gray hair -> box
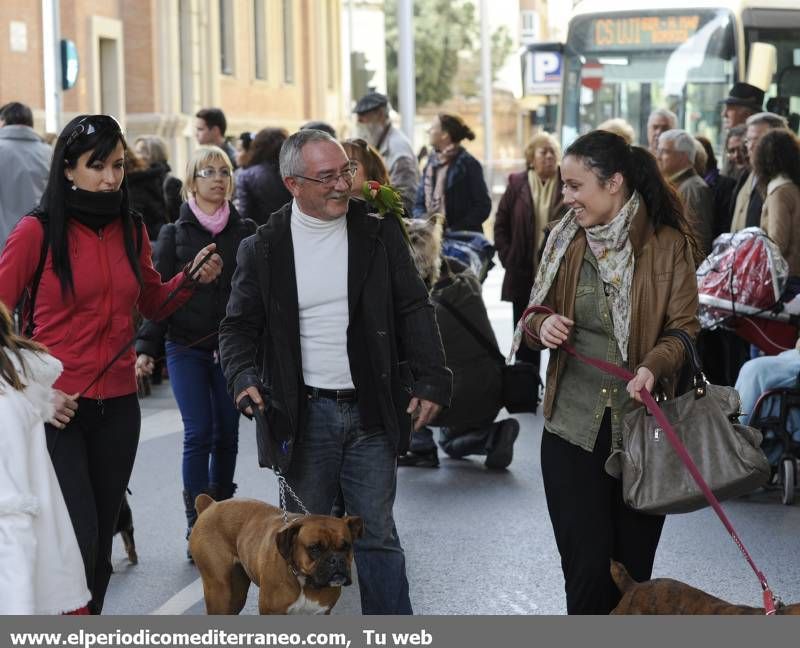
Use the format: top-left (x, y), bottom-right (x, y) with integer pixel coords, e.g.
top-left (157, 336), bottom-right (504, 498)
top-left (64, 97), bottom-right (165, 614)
top-left (726, 124), bottom-right (747, 142)
top-left (279, 128), bottom-right (340, 179)
top-left (659, 129), bottom-right (697, 162)
top-left (647, 108), bottom-right (678, 128)
top-left (745, 111), bottom-right (788, 130)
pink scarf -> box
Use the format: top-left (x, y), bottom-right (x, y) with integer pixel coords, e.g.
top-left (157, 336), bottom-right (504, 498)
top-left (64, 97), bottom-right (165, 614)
top-left (188, 197), bottom-right (230, 236)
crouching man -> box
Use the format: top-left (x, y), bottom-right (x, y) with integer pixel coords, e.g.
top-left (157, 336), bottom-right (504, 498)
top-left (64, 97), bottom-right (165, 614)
top-left (218, 129), bottom-right (451, 614)
top-left (399, 214), bottom-right (519, 469)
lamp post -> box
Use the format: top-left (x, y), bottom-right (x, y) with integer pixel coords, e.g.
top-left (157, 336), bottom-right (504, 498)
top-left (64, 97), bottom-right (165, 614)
top-left (396, 0), bottom-right (416, 142)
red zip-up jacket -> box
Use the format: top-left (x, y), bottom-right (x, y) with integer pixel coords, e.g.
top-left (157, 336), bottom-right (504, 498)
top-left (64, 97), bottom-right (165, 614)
top-left (0, 215), bottom-right (194, 399)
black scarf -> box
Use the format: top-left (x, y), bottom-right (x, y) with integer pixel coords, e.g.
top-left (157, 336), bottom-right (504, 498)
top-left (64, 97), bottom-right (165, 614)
top-left (66, 187), bottom-right (123, 231)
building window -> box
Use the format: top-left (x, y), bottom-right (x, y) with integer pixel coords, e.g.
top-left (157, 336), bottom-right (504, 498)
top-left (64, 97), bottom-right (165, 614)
top-left (219, 0), bottom-right (234, 75)
top-left (282, 0), bottom-right (294, 83)
top-left (520, 10), bottom-right (540, 45)
top-left (253, 0), bottom-right (266, 79)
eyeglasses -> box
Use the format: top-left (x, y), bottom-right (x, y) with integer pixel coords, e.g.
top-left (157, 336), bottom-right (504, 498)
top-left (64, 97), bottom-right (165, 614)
top-left (195, 167), bottom-right (232, 179)
top-left (294, 163), bottom-right (357, 187)
top-left (64, 115), bottom-right (122, 149)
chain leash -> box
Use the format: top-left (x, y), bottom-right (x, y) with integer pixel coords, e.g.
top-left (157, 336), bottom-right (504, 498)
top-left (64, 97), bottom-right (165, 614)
top-left (275, 470), bottom-right (310, 524)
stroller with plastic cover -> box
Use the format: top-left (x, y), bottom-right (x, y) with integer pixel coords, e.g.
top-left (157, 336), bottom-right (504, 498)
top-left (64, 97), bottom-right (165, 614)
top-left (698, 227), bottom-right (800, 503)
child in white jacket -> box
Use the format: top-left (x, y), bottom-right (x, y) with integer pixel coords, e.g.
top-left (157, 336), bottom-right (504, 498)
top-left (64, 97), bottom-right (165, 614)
top-left (0, 302), bottom-right (90, 614)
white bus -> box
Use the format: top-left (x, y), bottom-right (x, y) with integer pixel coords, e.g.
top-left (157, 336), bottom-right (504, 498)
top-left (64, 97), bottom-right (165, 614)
top-left (553, 0), bottom-right (800, 147)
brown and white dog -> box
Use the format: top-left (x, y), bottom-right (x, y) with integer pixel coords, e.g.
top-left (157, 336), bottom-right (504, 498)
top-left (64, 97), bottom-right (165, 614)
top-left (610, 561), bottom-right (800, 615)
top-left (189, 495), bottom-right (363, 615)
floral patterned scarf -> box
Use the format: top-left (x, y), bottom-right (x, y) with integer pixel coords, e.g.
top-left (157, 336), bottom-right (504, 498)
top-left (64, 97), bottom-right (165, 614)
top-left (510, 191), bottom-right (640, 362)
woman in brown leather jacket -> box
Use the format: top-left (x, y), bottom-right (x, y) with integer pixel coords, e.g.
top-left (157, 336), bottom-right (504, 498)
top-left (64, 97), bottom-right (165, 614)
top-left (515, 130), bottom-right (700, 614)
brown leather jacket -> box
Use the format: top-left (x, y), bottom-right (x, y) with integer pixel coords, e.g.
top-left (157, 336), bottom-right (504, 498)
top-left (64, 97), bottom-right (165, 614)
top-left (524, 201), bottom-right (700, 419)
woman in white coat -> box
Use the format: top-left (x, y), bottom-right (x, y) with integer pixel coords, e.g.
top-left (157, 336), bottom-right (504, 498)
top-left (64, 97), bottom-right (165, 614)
top-left (0, 301), bottom-right (90, 614)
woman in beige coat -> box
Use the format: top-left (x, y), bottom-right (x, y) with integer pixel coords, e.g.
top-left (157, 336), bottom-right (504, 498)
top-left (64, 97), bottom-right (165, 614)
top-left (755, 129), bottom-right (800, 276)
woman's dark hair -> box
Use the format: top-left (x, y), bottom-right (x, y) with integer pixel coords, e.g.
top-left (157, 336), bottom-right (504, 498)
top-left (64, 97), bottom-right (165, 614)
top-left (754, 129), bottom-right (800, 189)
top-left (0, 300), bottom-right (46, 392)
top-left (438, 113), bottom-right (475, 144)
top-left (564, 130), bottom-right (700, 261)
top-left (695, 135), bottom-right (717, 172)
top-left (341, 138), bottom-right (390, 185)
top-left (244, 128), bottom-right (289, 168)
top-left (36, 114), bottom-right (141, 296)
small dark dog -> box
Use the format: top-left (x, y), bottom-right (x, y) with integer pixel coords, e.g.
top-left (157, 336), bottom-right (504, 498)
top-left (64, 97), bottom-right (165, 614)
top-left (115, 491), bottom-right (138, 565)
top-left (610, 560), bottom-right (800, 614)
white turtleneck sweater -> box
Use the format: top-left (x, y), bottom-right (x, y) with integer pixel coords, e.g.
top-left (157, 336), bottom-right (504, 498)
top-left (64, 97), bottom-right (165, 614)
top-left (290, 200), bottom-right (354, 389)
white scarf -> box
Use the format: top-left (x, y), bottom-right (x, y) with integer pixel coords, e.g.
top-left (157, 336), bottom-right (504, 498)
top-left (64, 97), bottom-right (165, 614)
top-left (510, 191), bottom-right (640, 362)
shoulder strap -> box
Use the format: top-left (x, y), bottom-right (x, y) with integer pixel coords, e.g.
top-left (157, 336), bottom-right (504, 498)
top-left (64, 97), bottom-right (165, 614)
top-left (434, 295), bottom-right (504, 365)
top-left (25, 219), bottom-right (49, 337)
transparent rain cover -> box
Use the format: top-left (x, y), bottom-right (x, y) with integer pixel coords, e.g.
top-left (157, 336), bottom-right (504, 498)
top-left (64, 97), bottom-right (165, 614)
top-left (697, 227), bottom-right (789, 329)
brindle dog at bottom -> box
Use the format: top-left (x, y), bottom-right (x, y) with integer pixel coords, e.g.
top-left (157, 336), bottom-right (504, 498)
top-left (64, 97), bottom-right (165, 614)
top-left (610, 560), bottom-right (800, 614)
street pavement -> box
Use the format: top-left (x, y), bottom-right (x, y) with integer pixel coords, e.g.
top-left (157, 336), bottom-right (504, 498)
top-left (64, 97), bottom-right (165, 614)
top-left (103, 264), bottom-right (800, 615)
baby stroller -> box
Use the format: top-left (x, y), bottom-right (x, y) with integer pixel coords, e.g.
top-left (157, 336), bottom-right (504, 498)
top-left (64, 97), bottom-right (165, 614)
top-left (697, 228), bottom-right (799, 356)
top-left (441, 231), bottom-right (495, 283)
top-left (698, 228), bottom-right (800, 503)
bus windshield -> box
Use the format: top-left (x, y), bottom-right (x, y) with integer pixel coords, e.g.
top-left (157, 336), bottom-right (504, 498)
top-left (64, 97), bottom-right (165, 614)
top-left (562, 9), bottom-right (736, 148)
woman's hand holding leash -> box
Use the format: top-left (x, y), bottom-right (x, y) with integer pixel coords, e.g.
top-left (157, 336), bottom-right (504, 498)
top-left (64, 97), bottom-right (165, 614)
top-left (627, 366), bottom-right (655, 403)
top-left (50, 390), bottom-right (79, 429)
top-left (193, 244), bottom-right (223, 284)
top-left (539, 314), bottom-right (574, 349)
top-left (135, 354), bottom-right (154, 378)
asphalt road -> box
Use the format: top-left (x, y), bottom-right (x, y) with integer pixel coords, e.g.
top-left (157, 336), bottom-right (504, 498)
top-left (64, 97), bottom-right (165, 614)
top-left (102, 266), bottom-right (800, 615)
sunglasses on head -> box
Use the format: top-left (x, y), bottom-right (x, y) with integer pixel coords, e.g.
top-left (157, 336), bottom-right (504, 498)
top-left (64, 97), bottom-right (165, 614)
top-left (65, 115), bottom-right (123, 150)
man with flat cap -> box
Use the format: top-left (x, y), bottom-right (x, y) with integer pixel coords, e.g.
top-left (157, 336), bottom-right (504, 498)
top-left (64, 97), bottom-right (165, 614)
top-left (721, 82), bottom-right (765, 131)
top-left (354, 92), bottom-right (419, 214)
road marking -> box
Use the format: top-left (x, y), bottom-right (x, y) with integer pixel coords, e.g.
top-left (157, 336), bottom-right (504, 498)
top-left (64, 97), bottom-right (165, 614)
top-left (139, 409), bottom-right (183, 442)
top-left (151, 577), bottom-right (204, 615)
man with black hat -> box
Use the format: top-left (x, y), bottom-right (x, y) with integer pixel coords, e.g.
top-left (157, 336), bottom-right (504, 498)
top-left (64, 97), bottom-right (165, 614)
top-left (721, 82), bottom-right (765, 131)
top-left (354, 92), bottom-right (419, 214)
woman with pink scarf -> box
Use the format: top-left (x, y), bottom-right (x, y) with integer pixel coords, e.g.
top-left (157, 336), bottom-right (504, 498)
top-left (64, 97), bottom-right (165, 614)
top-left (135, 146), bottom-right (255, 558)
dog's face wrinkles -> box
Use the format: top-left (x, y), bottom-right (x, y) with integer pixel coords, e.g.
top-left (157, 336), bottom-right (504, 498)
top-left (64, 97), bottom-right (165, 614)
top-left (278, 515), bottom-right (363, 589)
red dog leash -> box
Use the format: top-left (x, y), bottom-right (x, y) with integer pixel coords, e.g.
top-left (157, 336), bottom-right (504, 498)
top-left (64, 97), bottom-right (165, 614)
top-left (522, 304), bottom-right (780, 614)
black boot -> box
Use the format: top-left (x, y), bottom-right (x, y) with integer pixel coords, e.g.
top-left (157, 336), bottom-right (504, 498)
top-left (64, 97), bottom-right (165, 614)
top-left (182, 489), bottom-right (202, 562)
top-left (208, 482), bottom-right (237, 502)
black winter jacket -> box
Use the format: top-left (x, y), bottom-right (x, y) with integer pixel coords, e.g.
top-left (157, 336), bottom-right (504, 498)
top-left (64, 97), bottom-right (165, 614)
top-left (430, 259), bottom-right (502, 428)
top-left (136, 201), bottom-right (255, 357)
top-left (127, 163), bottom-right (169, 241)
top-left (218, 200), bottom-right (452, 471)
top-left (413, 147), bottom-right (492, 232)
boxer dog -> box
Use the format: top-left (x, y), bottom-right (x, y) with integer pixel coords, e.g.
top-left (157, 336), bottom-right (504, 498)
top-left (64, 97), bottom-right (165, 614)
top-left (610, 561), bottom-right (800, 614)
top-left (189, 495), bottom-right (363, 615)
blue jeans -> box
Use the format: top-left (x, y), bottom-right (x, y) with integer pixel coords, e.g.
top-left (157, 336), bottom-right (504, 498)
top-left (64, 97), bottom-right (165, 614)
top-left (285, 396), bottom-right (412, 615)
top-left (166, 341), bottom-right (240, 496)
top-left (735, 349), bottom-right (800, 425)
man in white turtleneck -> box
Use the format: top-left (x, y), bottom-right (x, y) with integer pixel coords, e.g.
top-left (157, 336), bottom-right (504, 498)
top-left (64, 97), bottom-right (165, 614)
top-left (220, 130), bottom-right (451, 615)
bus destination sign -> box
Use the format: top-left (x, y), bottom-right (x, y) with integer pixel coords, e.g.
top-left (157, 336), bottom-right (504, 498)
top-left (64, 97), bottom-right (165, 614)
top-left (591, 15), bottom-right (701, 50)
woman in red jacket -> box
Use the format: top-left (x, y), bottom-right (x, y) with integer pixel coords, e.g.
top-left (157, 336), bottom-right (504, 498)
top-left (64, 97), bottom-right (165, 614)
top-left (0, 114), bottom-right (222, 613)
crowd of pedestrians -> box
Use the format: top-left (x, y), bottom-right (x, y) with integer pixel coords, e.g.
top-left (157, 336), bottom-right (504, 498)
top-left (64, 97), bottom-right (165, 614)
top-left (0, 80), bottom-right (798, 617)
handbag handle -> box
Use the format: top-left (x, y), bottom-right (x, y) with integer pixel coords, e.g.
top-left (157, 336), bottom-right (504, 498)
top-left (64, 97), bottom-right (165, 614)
top-left (661, 329), bottom-right (707, 397)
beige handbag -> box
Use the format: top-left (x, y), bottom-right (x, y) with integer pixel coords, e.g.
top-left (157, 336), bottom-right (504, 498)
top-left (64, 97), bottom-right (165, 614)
top-left (610, 329), bottom-right (771, 515)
